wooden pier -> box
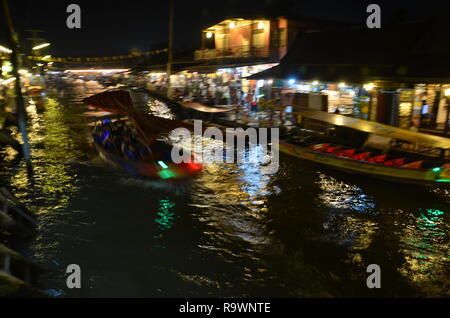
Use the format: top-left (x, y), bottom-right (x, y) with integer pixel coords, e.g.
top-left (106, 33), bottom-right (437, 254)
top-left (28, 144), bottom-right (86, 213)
top-left (0, 185), bottom-right (43, 297)
top-left (0, 186), bottom-right (38, 236)
top-left (0, 244), bottom-right (44, 297)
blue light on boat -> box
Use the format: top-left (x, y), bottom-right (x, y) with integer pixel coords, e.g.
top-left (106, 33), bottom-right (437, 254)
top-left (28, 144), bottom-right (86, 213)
top-left (157, 161), bottom-right (169, 169)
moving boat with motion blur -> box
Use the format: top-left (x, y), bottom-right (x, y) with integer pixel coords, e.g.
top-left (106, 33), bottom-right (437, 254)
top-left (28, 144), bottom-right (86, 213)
top-left (279, 111), bottom-right (450, 185)
top-left (83, 90), bottom-right (202, 180)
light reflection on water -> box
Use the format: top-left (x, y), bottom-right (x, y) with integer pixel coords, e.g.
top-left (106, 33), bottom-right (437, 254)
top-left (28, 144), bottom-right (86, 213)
top-left (155, 198), bottom-right (177, 232)
top-left (0, 81), bottom-right (448, 297)
top-left (398, 208), bottom-right (449, 295)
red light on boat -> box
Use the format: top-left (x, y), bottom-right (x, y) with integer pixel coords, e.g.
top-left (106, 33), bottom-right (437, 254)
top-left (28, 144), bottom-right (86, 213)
top-left (186, 162), bottom-right (202, 171)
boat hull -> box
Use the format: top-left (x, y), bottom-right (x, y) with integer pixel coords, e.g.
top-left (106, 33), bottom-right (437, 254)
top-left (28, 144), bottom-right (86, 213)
top-left (277, 141), bottom-right (447, 185)
top-left (93, 141), bottom-right (201, 180)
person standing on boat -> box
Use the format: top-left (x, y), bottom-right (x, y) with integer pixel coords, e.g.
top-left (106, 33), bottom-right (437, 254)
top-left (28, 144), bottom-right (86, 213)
top-left (251, 97), bottom-right (258, 114)
top-left (246, 91), bottom-right (254, 115)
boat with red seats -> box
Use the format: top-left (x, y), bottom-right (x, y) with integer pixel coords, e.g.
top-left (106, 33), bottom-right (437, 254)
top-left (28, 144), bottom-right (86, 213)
top-left (278, 111), bottom-right (450, 185)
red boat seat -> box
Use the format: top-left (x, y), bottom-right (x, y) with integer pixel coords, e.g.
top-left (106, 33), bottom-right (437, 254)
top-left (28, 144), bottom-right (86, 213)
top-left (335, 149), bottom-right (356, 157)
top-left (352, 152), bottom-right (371, 161)
top-left (384, 158), bottom-right (406, 167)
top-left (308, 143), bottom-right (330, 152)
top-left (401, 160), bottom-right (423, 169)
top-left (367, 155), bottom-right (387, 163)
top-left (325, 146), bottom-right (343, 153)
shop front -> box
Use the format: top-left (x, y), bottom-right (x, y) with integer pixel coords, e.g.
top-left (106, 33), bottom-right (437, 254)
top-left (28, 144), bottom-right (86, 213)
top-left (141, 63), bottom-right (278, 106)
top-left (263, 79), bottom-right (372, 117)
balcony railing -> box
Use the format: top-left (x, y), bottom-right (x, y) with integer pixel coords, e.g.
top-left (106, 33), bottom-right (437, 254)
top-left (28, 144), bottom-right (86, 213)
top-left (194, 46), bottom-right (275, 61)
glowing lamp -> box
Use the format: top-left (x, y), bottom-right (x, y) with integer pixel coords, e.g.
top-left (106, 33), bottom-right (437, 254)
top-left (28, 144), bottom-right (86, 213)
top-left (0, 45), bottom-right (12, 54)
top-left (206, 32), bottom-right (212, 38)
top-left (32, 42), bottom-right (50, 50)
top-left (445, 88), bottom-right (450, 97)
top-left (186, 162), bottom-right (202, 171)
top-left (158, 161), bottom-right (169, 169)
top-left (158, 169), bottom-right (176, 179)
top-left (364, 83), bottom-right (375, 91)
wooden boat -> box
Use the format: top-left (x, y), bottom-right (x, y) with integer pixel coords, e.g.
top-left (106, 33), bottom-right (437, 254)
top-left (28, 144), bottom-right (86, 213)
top-left (92, 120), bottom-right (202, 180)
top-left (277, 111), bottom-right (450, 185)
top-left (84, 90), bottom-right (203, 180)
top-left (178, 101), bottom-right (236, 121)
top-left (181, 102), bottom-right (235, 113)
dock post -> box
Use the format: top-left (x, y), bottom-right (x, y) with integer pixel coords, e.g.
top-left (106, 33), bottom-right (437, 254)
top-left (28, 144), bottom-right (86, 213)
top-left (166, 0), bottom-right (174, 98)
top-left (3, 255), bottom-right (11, 274)
top-left (1, 0), bottom-right (33, 174)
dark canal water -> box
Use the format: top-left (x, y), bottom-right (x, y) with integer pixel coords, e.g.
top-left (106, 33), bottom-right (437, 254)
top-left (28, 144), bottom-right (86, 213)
top-left (1, 80), bottom-right (449, 297)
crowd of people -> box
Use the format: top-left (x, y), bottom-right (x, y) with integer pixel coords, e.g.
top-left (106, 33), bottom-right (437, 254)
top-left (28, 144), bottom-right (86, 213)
top-left (94, 120), bottom-right (152, 161)
top-left (170, 86), bottom-right (263, 114)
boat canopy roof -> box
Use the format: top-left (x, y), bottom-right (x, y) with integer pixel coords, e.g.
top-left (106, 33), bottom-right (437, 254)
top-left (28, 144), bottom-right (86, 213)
top-left (297, 111), bottom-right (450, 149)
top-left (83, 90), bottom-right (196, 142)
top-left (181, 102), bottom-right (235, 113)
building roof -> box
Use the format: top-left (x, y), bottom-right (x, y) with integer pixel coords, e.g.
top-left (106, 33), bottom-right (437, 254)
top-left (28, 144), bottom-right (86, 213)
top-left (250, 17), bottom-right (450, 83)
top-left (200, 14), bottom-right (354, 31)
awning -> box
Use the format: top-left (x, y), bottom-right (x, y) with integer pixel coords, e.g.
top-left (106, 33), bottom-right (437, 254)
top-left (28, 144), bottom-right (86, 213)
top-left (298, 110), bottom-right (450, 149)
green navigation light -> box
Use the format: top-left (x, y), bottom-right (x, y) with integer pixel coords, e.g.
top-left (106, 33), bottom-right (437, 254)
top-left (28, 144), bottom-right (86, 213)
top-left (158, 169), bottom-right (176, 179)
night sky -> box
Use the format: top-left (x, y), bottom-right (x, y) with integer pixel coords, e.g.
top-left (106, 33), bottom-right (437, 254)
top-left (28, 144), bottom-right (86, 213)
top-left (0, 0), bottom-right (441, 57)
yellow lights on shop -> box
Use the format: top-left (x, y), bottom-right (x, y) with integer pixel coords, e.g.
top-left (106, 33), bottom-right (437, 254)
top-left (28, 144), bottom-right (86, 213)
top-left (0, 45), bottom-right (12, 54)
top-left (1, 77), bottom-right (16, 85)
top-left (444, 88), bottom-right (450, 97)
top-left (312, 80), bottom-right (319, 85)
top-left (267, 79), bottom-right (274, 85)
top-left (364, 83), bottom-right (375, 91)
top-left (206, 32), bottom-right (213, 38)
top-left (64, 69), bottom-right (129, 73)
top-left (226, 19), bottom-right (267, 30)
top-left (338, 82), bottom-right (347, 88)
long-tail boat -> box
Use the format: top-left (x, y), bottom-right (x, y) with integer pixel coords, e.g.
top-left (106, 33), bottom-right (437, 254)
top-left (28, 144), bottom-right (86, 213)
top-left (83, 90), bottom-right (202, 180)
top-left (278, 111), bottom-right (450, 185)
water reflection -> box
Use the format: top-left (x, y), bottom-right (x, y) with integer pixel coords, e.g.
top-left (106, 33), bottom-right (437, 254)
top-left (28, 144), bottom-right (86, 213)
top-left (398, 208), bottom-right (449, 296)
top-left (155, 198), bottom-right (177, 231)
top-left (0, 81), bottom-right (448, 297)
